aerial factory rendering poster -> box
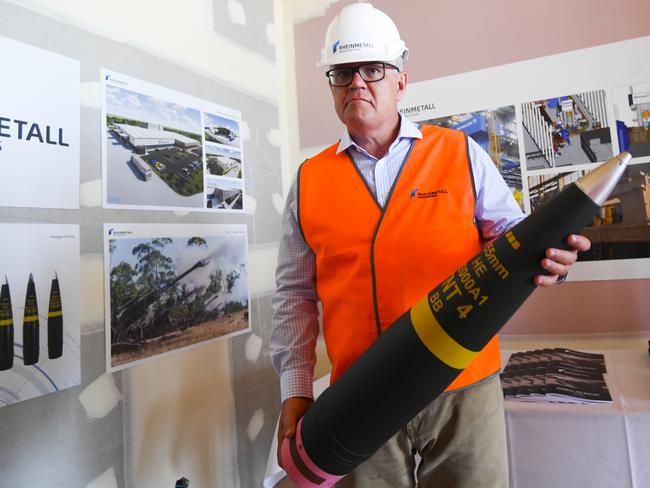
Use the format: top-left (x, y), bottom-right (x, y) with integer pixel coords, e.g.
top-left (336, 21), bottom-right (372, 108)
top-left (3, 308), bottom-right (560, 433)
top-left (399, 36), bottom-right (650, 280)
top-left (104, 223), bottom-right (250, 372)
top-left (0, 224), bottom-right (80, 408)
top-left (0, 36), bottom-right (80, 209)
top-left (101, 70), bottom-right (244, 212)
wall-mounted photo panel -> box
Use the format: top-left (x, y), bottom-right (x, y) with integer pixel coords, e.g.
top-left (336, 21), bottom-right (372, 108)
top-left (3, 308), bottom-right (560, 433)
top-left (205, 144), bottom-right (243, 179)
top-left (612, 81), bottom-right (650, 159)
top-left (527, 161), bottom-right (650, 278)
top-left (580, 162), bottom-right (650, 263)
top-left (102, 70), bottom-right (245, 212)
top-left (399, 35), bottom-right (650, 280)
top-left (204, 112), bottom-right (241, 149)
top-left (0, 224), bottom-right (80, 408)
top-left (419, 106), bottom-right (523, 209)
top-left (104, 223), bottom-right (250, 372)
top-left (521, 91), bottom-right (613, 171)
top-left (527, 167), bottom-right (587, 213)
top-left (0, 36), bottom-right (80, 209)
top-left (206, 177), bottom-right (244, 210)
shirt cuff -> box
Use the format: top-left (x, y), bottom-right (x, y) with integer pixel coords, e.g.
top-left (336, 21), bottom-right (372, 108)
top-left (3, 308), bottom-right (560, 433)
top-left (280, 367), bottom-right (315, 403)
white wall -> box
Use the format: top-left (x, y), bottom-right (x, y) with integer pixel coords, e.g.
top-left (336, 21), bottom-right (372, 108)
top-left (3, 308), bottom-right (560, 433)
top-left (0, 1), bottom-right (284, 486)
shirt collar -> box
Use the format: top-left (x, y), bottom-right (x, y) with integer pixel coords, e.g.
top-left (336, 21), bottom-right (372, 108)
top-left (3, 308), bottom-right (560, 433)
top-left (336, 114), bottom-right (423, 155)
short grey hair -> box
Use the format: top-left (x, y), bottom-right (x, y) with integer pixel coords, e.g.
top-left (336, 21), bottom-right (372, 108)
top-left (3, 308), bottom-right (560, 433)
top-left (389, 53), bottom-right (406, 72)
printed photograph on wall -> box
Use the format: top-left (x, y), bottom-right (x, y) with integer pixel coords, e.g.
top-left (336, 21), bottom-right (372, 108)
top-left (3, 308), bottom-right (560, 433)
top-left (527, 162), bottom-right (650, 262)
top-left (104, 223), bottom-right (250, 372)
top-left (206, 177), bottom-right (244, 210)
top-left (204, 112), bottom-right (241, 148)
top-left (420, 106), bottom-right (524, 209)
top-left (522, 90), bottom-right (613, 171)
top-left (0, 224), bottom-right (80, 408)
top-left (205, 144), bottom-right (243, 179)
top-left (612, 81), bottom-right (650, 159)
top-left (527, 168), bottom-right (587, 213)
top-left (0, 36), bottom-right (80, 210)
top-left (102, 69), bottom-right (245, 212)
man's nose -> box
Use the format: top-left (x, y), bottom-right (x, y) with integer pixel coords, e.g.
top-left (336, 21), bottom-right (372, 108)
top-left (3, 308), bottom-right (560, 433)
top-left (349, 71), bottom-right (367, 88)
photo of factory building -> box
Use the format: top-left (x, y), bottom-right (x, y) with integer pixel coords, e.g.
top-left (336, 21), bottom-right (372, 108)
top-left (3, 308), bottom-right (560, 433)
top-left (104, 84), bottom-right (205, 208)
top-left (206, 178), bottom-right (243, 210)
top-left (204, 112), bottom-right (241, 148)
top-left (113, 123), bottom-right (200, 151)
top-left (205, 144), bottom-right (242, 178)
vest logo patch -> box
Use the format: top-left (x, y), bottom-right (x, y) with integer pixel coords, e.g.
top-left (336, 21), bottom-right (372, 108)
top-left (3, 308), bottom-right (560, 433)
top-left (410, 188), bottom-right (449, 199)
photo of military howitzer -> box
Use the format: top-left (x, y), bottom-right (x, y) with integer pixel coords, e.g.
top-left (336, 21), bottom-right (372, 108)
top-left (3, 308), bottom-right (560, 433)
top-left (108, 234), bottom-right (249, 369)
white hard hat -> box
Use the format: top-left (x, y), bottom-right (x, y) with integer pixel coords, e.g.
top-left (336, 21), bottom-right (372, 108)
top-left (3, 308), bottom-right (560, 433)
top-left (318, 2), bottom-right (408, 67)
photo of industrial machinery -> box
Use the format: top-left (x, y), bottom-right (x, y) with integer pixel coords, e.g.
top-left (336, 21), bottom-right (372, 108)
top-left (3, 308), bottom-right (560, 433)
top-left (528, 163), bottom-right (650, 261)
top-left (613, 81), bottom-right (650, 158)
top-left (421, 106), bottom-right (523, 208)
top-left (522, 90), bottom-right (613, 170)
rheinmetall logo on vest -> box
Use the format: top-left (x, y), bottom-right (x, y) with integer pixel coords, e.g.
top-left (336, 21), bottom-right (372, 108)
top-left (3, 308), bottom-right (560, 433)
top-left (410, 188), bottom-right (449, 199)
top-left (333, 41), bottom-right (374, 54)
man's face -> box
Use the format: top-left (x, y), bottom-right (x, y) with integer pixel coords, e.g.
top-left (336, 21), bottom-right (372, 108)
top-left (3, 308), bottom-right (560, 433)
top-left (329, 62), bottom-right (407, 134)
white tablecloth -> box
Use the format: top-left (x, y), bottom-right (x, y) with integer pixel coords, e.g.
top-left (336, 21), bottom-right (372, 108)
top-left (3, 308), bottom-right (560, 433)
top-left (503, 349), bottom-right (650, 488)
top-left (264, 349), bottom-right (650, 487)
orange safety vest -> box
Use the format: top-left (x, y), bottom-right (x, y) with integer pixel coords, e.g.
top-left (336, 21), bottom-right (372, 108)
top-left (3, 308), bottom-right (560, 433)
top-left (298, 124), bottom-right (500, 391)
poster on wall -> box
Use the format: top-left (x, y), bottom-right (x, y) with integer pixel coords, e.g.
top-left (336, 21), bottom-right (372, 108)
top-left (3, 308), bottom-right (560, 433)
top-left (0, 224), bottom-right (80, 408)
top-left (420, 106), bottom-right (524, 209)
top-left (527, 161), bottom-right (650, 264)
top-left (101, 69), bottom-right (245, 212)
top-left (521, 90), bottom-right (613, 171)
top-left (0, 36), bottom-right (80, 209)
top-left (399, 36), bottom-right (650, 280)
top-left (612, 81), bottom-right (650, 159)
top-left (104, 223), bottom-right (250, 372)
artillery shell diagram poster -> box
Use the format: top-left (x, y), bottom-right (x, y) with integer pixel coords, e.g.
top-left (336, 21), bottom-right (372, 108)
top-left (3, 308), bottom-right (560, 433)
top-left (104, 223), bottom-right (250, 372)
top-left (0, 36), bottom-right (80, 209)
top-left (0, 224), bottom-right (80, 408)
top-left (102, 70), bottom-right (244, 212)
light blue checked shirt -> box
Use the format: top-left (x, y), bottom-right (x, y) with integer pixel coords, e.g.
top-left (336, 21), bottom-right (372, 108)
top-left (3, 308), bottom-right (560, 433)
top-left (270, 116), bottom-right (525, 401)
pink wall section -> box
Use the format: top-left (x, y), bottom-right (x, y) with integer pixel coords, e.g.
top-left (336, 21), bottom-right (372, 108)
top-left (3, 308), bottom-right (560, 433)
top-left (503, 279), bottom-right (648, 335)
top-left (293, 0), bottom-right (650, 336)
top-left (295, 0), bottom-right (650, 149)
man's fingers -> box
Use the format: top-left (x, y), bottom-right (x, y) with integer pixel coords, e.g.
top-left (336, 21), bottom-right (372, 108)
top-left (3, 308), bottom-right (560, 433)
top-left (568, 234), bottom-right (591, 252)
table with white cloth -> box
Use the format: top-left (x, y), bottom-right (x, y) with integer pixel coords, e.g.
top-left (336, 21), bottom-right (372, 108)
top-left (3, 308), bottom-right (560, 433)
top-left (503, 349), bottom-right (650, 488)
top-left (264, 349), bottom-right (650, 487)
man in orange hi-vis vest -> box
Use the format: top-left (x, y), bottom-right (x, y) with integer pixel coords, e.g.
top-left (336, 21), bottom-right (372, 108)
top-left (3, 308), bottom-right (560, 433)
top-left (271, 3), bottom-right (590, 487)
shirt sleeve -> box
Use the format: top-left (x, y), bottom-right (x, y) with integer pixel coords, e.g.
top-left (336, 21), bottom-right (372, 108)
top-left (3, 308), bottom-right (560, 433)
top-left (270, 174), bottom-right (320, 402)
top-left (468, 137), bottom-right (526, 241)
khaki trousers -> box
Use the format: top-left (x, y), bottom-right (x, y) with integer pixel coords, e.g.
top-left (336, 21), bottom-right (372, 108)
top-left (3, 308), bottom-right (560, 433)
top-left (336, 375), bottom-right (508, 488)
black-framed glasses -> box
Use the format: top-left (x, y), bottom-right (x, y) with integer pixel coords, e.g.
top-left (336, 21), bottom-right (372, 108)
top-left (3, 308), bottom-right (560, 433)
top-left (325, 62), bottom-right (399, 87)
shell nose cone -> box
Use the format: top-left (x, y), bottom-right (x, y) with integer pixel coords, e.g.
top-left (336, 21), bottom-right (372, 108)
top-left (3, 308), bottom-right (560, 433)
top-left (617, 152), bottom-right (632, 164)
top-left (576, 152), bottom-right (631, 206)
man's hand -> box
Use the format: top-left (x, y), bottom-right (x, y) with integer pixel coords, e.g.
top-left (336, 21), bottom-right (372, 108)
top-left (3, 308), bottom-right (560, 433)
top-left (535, 234), bottom-right (591, 286)
top-left (277, 396), bottom-right (314, 467)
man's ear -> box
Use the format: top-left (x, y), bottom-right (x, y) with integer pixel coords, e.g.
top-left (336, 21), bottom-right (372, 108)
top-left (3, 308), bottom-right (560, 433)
top-left (397, 71), bottom-right (408, 101)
